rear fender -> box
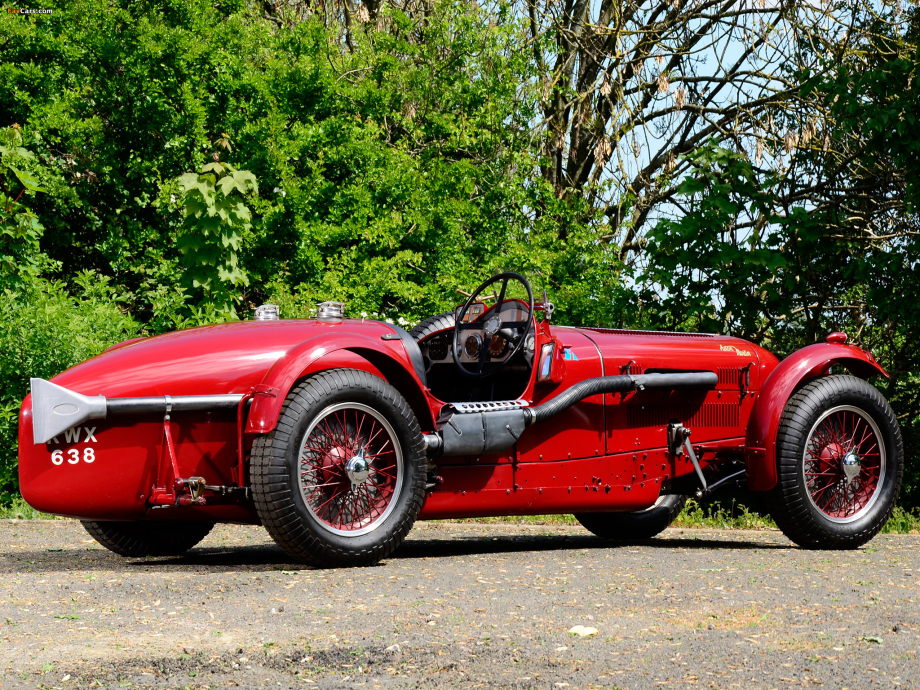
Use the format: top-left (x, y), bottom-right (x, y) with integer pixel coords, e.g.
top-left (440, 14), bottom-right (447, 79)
top-left (246, 333), bottom-right (435, 434)
top-left (744, 342), bottom-right (888, 490)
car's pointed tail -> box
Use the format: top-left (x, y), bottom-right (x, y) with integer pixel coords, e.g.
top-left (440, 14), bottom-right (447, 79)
top-left (30, 378), bottom-right (107, 445)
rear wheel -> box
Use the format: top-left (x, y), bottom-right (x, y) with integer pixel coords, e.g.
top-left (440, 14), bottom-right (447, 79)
top-left (766, 375), bottom-right (903, 549)
top-left (575, 495), bottom-right (687, 540)
top-left (81, 520), bottom-right (213, 557)
top-left (250, 369), bottom-right (427, 568)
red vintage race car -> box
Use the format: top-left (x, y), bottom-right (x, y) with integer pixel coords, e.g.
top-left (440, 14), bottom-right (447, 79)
top-left (18, 273), bottom-right (903, 566)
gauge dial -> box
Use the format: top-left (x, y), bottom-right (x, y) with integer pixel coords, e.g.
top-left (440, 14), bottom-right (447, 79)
top-left (488, 335), bottom-right (507, 358)
top-left (525, 334), bottom-right (536, 353)
top-left (427, 336), bottom-right (449, 361)
top-left (464, 333), bottom-right (483, 358)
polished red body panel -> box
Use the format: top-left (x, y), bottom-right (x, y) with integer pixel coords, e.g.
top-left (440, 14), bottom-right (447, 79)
top-left (245, 327), bottom-right (434, 433)
top-left (518, 330), bottom-right (606, 463)
top-left (743, 342), bottom-right (888, 490)
top-left (570, 326), bottom-right (774, 451)
top-left (419, 327), bottom-right (775, 519)
top-left (17, 308), bottom-right (885, 523)
top-left (18, 319), bottom-right (425, 520)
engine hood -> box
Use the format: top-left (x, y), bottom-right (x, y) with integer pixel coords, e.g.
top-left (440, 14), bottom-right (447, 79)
top-left (572, 327), bottom-right (779, 389)
top-left (47, 319), bottom-right (417, 399)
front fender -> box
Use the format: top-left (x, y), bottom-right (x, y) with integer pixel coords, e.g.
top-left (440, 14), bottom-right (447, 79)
top-left (744, 342), bottom-right (888, 490)
top-left (246, 333), bottom-right (434, 434)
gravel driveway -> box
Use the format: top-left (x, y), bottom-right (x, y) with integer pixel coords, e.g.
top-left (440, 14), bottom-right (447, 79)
top-left (1, 519), bottom-right (917, 689)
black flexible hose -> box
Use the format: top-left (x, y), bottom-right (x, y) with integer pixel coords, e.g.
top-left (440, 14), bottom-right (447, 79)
top-left (526, 371), bottom-right (719, 425)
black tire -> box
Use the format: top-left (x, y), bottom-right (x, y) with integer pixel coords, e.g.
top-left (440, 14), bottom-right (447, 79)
top-left (766, 375), bottom-right (903, 550)
top-left (409, 312), bottom-right (455, 341)
top-left (250, 368), bottom-right (427, 568)
top-left (81, 520), bottom-right (213, 557)
top-left (574, 495), bottom-right (687, 540)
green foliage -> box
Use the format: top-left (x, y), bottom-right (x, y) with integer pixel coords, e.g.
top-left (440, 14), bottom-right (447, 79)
top-left (673, 499), bottom-right (777, 531)
top-left (172, 161), bottom-right (257, 317)
top-left (0, 126), bottom-right (45, 281)
top-left (880, 506), bottom-right (920, 534)
top-left (458, 504), bottom-right (920, 533)
top-left (0, 273), bottom-right (139, 503)
top-left (1, 0), bottom-right (609, 327)
top-left (640, 140), bottom-right (850, 348)
top-left (811, 11), bottom-right (920, 510)
top-left (640, 142), bottom-right (789, 337)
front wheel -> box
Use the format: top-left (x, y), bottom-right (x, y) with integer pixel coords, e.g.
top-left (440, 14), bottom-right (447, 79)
top-left (250, 369), bottom-right (427, 568)
top-left (575, 495), bottom-right (687, 540)
top-left (766, 375), bottom-right (903, 549)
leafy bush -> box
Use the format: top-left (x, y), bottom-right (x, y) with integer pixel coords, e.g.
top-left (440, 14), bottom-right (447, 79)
top-left (1, 0), bottom-right (591, 327)
top-left (0, 273), bottom-right (139, 504)
top-left (0, 495), bottom-right (60, 520)
top-left (171, 161), bottom-right (258, 318)
top-left (0, 125), bottom-right (46, 281)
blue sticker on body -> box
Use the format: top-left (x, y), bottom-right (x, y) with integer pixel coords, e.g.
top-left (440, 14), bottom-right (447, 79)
top-left (563, 347), bottom-right (579, 361)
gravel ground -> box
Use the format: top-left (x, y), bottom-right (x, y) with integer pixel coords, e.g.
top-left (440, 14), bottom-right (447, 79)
top-left (0, 519), bottom-right (917, 689)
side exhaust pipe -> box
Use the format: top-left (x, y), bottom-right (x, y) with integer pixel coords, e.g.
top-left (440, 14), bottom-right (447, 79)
top-left (524, 371), bottom-right (719, 425)
top-left (29, 378), bottom-right (243, 445)
top-left (434, 372), bottom-right (719, 457)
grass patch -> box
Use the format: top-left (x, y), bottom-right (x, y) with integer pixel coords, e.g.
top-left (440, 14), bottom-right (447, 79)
top-left (673, 498), bottom-right (776, 530)
top-left (444, 500), bottom-right (776, 530)
top-left (446, 514), bottom-right (578, 526)
top-left (880, 506), bottom-right (920, 534)
top-left (0, 496), bottom-right (60, 520)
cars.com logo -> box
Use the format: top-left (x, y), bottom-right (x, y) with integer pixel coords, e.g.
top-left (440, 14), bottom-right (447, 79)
top-left (6, 7), bottom-right (54, 13)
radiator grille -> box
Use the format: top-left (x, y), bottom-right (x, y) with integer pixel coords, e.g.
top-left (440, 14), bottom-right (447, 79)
top-left (718, 366), bottom-right (742, 386)
top-left (626, 402), bottom-right (739, 429)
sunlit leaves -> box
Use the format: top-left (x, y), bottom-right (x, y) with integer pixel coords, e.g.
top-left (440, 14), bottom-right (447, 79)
top-left (174, 162), bottom-right (257, 318)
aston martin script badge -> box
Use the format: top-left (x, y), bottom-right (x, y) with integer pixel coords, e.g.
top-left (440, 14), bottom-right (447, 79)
top-left (720, 344), bottom-right (753, 357)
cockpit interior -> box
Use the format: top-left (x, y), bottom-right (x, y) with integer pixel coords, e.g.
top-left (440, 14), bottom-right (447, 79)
top-left (414, 273), bottom-right (539, 404)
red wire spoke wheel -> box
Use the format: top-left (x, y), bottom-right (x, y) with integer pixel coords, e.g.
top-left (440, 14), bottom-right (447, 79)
top-left (803, 405), bottom-right (886, 523)
top-left (251, 368), bottom-right (426, 568)
top-left (298, 402), bottom-right (404, 536)
top-left (767, 375), bottom-right (903, 550)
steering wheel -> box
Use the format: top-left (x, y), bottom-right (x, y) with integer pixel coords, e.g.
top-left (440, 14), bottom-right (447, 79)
top-left (452, 272), bottom-right (535, 378)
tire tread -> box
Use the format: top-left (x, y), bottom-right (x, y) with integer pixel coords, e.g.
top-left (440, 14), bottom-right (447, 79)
top-left (766, 375), bottom-right (903, 550)
top-left (408, 312), bottom-right (456, 341)
top-left (81, 520), bottom-right (213, 558)
top-left (251, 368), bottom-right (426, 568)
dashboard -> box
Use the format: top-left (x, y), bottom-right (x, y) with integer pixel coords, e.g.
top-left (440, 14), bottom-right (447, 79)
top-left (421, 302), bottom-right (535, 368)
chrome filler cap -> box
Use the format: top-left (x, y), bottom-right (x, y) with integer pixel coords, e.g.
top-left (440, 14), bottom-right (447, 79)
top-left (317, 301), bottom-right (345, 321)
top-left (254, 304), bottom-right (280, 321)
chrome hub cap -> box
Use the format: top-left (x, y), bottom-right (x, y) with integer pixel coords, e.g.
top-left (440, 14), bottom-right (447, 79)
top-left (841, 450), bottom-right (861, 483)
top-left (345, 448), bottom-right (371, 487)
